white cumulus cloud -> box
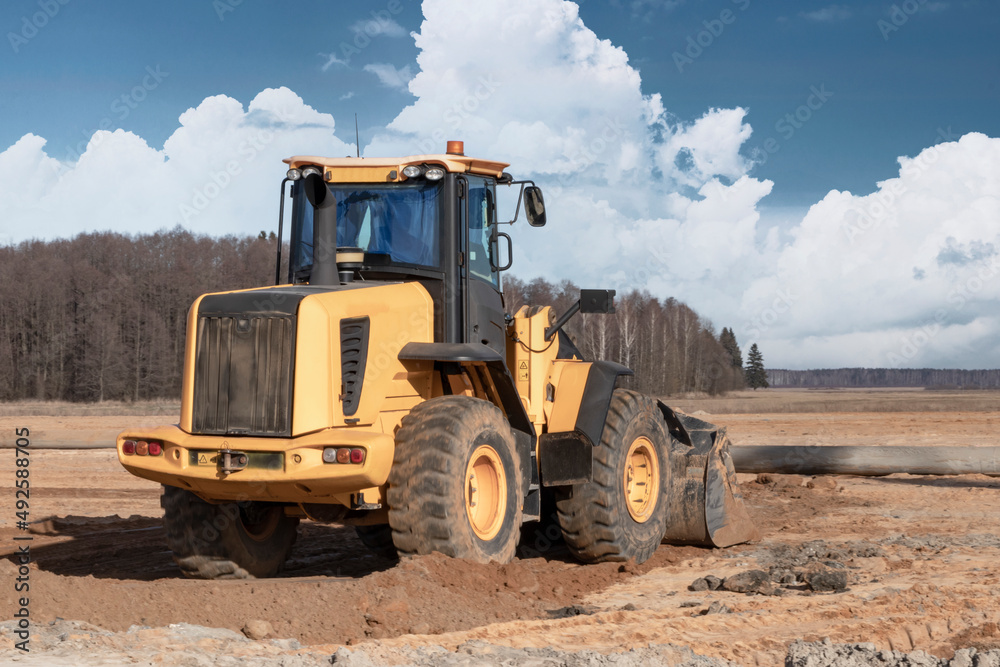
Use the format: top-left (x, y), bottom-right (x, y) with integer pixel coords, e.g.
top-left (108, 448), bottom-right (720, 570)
top-left (0, 88), bottom-right (353, 243)
top-left (740, 133), bottom-right (1000, 368)
top-left (363, 63), bottom-right (414, 91)
top-left (1, 0), bottom-right (998, 370)
top-left (350, 17), bottom-right (408, 38)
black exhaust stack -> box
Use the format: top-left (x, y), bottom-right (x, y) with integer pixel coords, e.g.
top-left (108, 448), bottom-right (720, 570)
top-left (304, 172), bottom-right (339, 286)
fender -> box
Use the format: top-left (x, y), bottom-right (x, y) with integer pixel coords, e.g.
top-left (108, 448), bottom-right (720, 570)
top-left (537, 361), bottom-right (633, 486)
top-left (398, 342), bottom-right (535, 505)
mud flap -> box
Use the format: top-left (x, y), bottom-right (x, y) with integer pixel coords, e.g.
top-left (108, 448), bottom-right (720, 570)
top-left (657, 405), bottom-right (759, 548)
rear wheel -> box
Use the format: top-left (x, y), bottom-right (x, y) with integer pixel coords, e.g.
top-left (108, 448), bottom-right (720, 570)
top-left (387, 396), bottom-right (523, 563)
top-left (555, 389), bottom-right (670, 564)
top-left (161, 485), bottom-right (299, 579)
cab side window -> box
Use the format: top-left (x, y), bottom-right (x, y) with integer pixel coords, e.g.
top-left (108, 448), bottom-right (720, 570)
top-left (466, 177), bottom-right (498, 288)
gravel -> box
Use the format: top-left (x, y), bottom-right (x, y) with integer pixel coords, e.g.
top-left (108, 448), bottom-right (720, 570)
top-left (786, 639), bottom-right (1000, 667)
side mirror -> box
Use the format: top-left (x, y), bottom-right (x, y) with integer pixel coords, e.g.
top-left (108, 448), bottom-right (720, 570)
top-left (524, 186), bottom-right (546, 227)
top-left (580, 289), bottom-right (616, 314)
top-left (545, 289), bottom-right (617, 341)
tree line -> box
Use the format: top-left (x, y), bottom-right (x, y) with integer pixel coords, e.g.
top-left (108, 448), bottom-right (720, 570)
top-left (0, 229), bottom-right (281, 402)
top-left (503, 277), bottom-right (745, 396)
top-left (0, 230), bottom-right (746, 402)
top-left (768, 368), bottom-right (1000, 389)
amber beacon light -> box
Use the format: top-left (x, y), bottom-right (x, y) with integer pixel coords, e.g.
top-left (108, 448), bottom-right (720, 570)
top-left (446, 140), bottom-right (464, 155)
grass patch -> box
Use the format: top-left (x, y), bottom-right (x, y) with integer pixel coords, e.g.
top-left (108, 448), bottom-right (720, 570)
top-left (664, 388), bottom-right (1000, 414)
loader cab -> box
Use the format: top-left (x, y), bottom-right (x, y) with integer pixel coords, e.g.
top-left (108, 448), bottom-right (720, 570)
top-left (282, 145), bottom-right (520, 354)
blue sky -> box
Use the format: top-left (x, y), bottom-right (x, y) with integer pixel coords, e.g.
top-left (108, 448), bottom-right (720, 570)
top-left (3, 0), bottom-right (997, 208)
top-left (2, 0), bottom-right (1000, 369)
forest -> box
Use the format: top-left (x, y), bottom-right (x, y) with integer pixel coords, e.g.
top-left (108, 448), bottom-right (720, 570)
top-left (768, 368), bottom-right (1000, 389)
top-left (0, 230), bottom-right (746, 402)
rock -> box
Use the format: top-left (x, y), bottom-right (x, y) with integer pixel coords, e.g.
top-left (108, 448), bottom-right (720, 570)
top-left (807, 476), bottom-right (838, 490)
top-left (783, 640), bottom-right (984, 667)
top-left (408, 622), bottom-right (431, 635)
top-left (705, 575), bottom-right (723, 590)
top-left (802, 565), bottom-right (848, 592)
top-left (950, 649), bottom-right (975, 667)
top-left (680, 601), bottom-right (701, 608)
top-left (699, 601), bottom-right (730, 615)
top-left (241, 619), bottom-right (273, 640)
top-left (722, 569), bottom-right (771, 594)
top-left (689, 577), bottom-right (710, 591)
top-left (547, 604), bottom-right (594, 618)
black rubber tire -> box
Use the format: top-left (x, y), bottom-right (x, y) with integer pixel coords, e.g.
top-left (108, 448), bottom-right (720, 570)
top-left (160, 485), bottom-right (299, 579)
top-left (554, 389), bottom-right (670, 564)
top-left (387, 396), bottom-right (523, 564)
top-left (354, 524), bottom-right (398, 560)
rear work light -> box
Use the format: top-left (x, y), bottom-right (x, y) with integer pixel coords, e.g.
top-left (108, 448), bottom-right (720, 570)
top-left (122, 440), bottom-right (136, 455)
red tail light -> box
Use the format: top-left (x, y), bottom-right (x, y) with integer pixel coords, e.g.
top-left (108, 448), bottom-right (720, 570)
top-left (350, 448), bottom-right (365, 464)
top-left (148, 441), bottom-right (163, 456)
top-left (122, 441), bottom-right (136, 455)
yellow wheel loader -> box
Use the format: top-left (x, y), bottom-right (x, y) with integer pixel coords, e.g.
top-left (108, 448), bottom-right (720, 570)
top-left (117, 141), bottom-right (757, 579)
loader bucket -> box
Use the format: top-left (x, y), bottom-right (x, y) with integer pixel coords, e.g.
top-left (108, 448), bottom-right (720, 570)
top-left (657, 404), bottom-right (759, 548)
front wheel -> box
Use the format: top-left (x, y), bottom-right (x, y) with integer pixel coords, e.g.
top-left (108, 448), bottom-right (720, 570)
top-left (387, 396), bottom-right (523, 563)
top-left (354, 524), bottom-right (398, 560)
top-left (555, 389), bottom-right (670, 564)
top-left (161, 486), bottom-right (299, 579)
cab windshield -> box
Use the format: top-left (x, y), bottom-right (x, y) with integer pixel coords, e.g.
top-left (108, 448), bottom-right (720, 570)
top-left (291, 180), bottom-right (443, 277)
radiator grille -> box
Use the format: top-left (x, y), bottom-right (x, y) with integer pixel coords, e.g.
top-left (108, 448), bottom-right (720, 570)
top-left (192, 315), bottom-right (295, 436)
top-left (340, 317), bottom-right (370, 417)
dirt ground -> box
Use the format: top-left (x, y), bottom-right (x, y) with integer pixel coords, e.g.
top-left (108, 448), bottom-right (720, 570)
top-left (2, 391), bottom-right (1000, 665)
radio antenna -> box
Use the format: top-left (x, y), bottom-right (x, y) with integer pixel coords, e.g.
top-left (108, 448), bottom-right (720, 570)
top-left (355, 113), bottom-right (360, 158)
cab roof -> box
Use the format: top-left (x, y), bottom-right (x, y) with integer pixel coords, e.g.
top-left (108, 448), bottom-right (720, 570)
top-left (284, 150), bottom-right (509, 184)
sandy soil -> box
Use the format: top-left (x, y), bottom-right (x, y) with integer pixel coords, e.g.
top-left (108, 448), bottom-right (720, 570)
top-left (2, 400), bottom-right (1000, 665)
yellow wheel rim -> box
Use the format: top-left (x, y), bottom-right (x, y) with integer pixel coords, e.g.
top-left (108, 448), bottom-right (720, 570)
top-left (239, 505), bottom-right (281, 542)
top-left (465, 444), bottom-right (507, 541)
top-left (624, 436), bottom-right (660, 523)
